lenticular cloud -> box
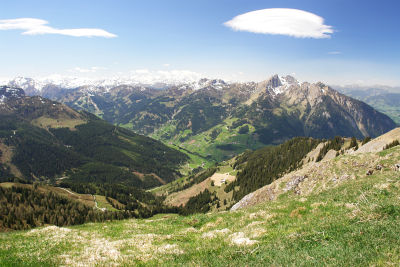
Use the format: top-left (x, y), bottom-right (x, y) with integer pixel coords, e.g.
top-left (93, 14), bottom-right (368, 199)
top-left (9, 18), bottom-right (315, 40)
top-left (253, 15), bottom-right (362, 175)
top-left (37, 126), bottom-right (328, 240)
top-left (0, 18), bottom-right (117, 38)
top-left (224, 8), bottom-right (333, 39)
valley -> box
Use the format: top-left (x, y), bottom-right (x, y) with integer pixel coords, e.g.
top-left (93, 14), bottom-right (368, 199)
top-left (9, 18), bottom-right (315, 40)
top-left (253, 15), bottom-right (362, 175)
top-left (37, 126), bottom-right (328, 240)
top-left (1, 133), bottom-right (399, 266)
top-left (0, 79), bottom-right (399, 265)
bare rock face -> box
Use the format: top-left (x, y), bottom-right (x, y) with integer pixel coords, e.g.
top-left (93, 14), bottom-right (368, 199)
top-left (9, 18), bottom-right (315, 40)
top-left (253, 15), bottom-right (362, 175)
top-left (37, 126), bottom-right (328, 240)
top-left (276, 81), bottom-right (396, 139)
top-left (231, 187), bottom-right (275, 211)
top-left (285, 175), bottom-right (306, 192)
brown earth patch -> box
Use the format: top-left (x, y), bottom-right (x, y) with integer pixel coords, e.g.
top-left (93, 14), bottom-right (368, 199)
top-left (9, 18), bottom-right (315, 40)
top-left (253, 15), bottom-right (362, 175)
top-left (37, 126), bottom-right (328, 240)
top-left (133, 171), bottom-right (166, 185)
top-left (165, 178), bottom-right (211, 207)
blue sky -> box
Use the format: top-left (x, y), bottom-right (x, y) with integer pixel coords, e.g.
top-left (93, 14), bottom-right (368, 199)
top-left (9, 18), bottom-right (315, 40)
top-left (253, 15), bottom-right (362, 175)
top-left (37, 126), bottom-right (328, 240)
top-left (0, 0), bottom-right (399, 86)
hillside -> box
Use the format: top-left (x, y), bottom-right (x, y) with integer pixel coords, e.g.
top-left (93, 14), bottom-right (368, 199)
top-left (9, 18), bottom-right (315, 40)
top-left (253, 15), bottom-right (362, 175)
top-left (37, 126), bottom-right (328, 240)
top-left (0, 86), bottom-right (190, 222)
top-left (155, 137), bottom-right (323, 213)
top-left (232, 127), bottom-right (400, 210)
top-left (24, 75), bottom-right (396, 163)
top-left (0, 86), bottom-right (188, 186)
top-left (154, 129), bottom-right (399, 215)
top-left (1, 140), bottom-right (399, 266)
top-left (0, 182), bottom-right (127, 231)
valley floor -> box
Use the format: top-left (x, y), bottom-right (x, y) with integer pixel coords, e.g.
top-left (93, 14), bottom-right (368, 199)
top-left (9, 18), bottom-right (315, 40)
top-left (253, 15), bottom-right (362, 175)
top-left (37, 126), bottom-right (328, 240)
top-left (1, 146), bottom-right (400, 266)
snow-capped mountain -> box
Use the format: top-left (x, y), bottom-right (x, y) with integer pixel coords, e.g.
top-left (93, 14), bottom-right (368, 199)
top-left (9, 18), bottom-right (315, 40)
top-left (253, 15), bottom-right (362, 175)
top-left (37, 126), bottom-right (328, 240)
top-left (3, 69), bottom-right (205, 94)
top-left (2, 74), bottom-right (303, 97)
top-left (6, 76), bottom-right (142, 93)
top-left (258, 74), bottom-right (300, 96)
top-left (1, 75), bottom-right (233, 99)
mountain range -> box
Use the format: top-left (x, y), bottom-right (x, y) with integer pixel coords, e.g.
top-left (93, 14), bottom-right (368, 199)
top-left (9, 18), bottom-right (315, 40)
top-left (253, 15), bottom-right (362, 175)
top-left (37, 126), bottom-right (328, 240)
top-left (5, 75), bottom-right (394, 164)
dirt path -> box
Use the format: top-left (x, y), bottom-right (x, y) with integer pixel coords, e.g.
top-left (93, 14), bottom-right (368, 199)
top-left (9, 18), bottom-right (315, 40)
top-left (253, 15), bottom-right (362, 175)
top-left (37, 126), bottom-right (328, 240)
top-left (59, 187), bottom-right (78, 196)
top-left (59, 187), bottom-right (104, 211)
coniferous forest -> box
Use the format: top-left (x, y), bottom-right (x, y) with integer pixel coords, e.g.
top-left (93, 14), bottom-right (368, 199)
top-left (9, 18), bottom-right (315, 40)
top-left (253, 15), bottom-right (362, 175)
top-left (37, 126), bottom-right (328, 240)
top-left (0, 185), bottom-right (135, 231)
top-left (226, 137), bottom-right (321, 201)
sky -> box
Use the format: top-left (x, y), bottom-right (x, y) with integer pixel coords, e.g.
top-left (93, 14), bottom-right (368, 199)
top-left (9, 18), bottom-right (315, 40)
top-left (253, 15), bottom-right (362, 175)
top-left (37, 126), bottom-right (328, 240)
top-left (0, 0), bottom-right (399, 86)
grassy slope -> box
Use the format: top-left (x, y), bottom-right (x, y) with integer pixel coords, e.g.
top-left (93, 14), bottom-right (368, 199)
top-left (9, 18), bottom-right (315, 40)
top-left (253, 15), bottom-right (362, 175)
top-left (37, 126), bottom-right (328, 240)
top-left (1, 146), bottom-right (399, 266)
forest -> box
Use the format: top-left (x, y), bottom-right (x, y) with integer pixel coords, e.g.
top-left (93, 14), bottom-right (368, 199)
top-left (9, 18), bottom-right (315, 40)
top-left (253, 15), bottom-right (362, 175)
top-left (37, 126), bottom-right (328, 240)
top-left (0, 185), bottom-right (135, 231)
top-left (226, 137), bottom-right (321, 201)
top-left (0, 110), bottom-right (187, 185)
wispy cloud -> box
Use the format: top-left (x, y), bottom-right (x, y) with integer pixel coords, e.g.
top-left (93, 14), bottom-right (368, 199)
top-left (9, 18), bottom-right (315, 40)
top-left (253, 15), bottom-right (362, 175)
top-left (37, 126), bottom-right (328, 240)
top-left (0, 18), bottom-right (117, 38)
top-left (224, 8), bottom-right (333, 39)
top-left (328, 51), bottom-right (342, 55)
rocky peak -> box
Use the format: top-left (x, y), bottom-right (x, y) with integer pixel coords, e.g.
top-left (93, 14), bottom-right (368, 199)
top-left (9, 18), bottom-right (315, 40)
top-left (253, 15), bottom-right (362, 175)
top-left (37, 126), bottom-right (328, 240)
top-left (257, 74), bottom-right (299, 96)
top-left (195, 78), bottom-right (227, 90)
top-left (282, 75), bottom-right (298, 85)
top-left (0, 86), bottom-right (25, 102)
top-left (266, 74), bottom-right (282, 89)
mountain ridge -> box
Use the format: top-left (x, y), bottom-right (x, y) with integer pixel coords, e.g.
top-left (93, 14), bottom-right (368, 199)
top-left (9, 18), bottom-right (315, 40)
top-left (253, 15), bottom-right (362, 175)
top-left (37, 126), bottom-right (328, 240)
top-left (2, 75), bottom-right (396, 164)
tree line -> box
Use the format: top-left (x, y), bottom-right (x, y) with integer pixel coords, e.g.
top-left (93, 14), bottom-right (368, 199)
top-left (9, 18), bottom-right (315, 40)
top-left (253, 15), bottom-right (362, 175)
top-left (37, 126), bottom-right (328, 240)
top-left (0, 185), bottom-right (135, 231)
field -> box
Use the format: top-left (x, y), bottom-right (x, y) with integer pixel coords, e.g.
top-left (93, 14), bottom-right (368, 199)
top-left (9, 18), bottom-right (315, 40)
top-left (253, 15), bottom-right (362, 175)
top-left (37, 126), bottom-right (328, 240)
top-left (1, 146), bottom-right (399, 266)
top-left (31, 116), bottom-right (86, 130)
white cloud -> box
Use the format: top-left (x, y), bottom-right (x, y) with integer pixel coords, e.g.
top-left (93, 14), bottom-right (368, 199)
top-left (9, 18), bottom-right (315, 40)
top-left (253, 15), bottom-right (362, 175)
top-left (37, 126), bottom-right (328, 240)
top-left (328, 51), bottom-right (342, 55)
top-left (134, 69), bottom-right (150, 74)
top-left (163, 63), bottom-right (171, 67)
top-left (69, 67), bottom-right (107, 73)
top-left (0, 18), bottom-right (117, 38)
top-left (224, 8), bottom-right (333, 39)
top-left (128, 69), bottom-right (202, 84)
